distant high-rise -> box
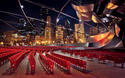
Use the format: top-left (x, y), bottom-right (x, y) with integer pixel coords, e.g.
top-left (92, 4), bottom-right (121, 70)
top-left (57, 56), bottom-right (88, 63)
top-left (40, 8), bottom-right (49, 27)
top-left (64, 19), bottom-right (70, 38)
top-left (18, 18), bottom-right (36, 35)
top-left (55, 25), bottom-right (64, 44)
top-left (40, 8), bottom-right (49, 35)
top-left (74, 24), bottom-right (79, 41)
top-left (44, 16), bottom-right (53, 44)
top-left (34, 35), bottom-right (41, 45)
top-left (18, 18), bottom-right (26, 32)
top-left (74, 23), bottom-right (86, 43)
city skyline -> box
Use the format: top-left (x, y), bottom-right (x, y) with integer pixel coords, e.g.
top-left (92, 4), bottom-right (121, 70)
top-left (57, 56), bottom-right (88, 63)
top-left (0, 0), bottom-right (78, 32)
top-left (0, 0), bottom-right (125, 47)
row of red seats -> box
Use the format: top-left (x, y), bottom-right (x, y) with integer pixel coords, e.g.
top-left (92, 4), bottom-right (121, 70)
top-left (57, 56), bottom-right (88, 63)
top-left (61, 49), bottom-right (125, 68)
top-left (0, 50), bottom-right (20, 64)
top-left (29, 51), bottom-right (36, 74)
top-left (27, 46), bottom-right (75, 51)
top-left (78, 51), bottom-right (125, 64)
top-left (0, 50), bottom-right (11, 54)
top-left (0, 48), bottom-right (11, 52)
top-left (9, 50), bottom-right (30, 71)
top-left (46, 53), bottom-right (70, 71)
top-left (62, 49), bottom-right (125, 59)
top-left (39, 52), bottom-right (54, 73)
top-left (51, 53), bottom-right (86, 70)
top-left (63, 49), bottom-right (125, 56)
top-left (0, 46), bottom-right (76, 52)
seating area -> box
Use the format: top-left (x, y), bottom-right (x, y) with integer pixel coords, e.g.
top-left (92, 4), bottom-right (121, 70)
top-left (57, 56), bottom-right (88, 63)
top-left (0, 49), bottom-right (20, 65)
top-left (46, 53), bottom-right (70, 72)
top-left (51, 52), bottom-right (86, 71)
top-left (61, 49), bottom-right (125, 68)
top-left (39, 52), bottom-right (54, 73)
top-left (29, 51), bottom-right (36, 74)
top-left (9, 50), bottom-right (30, 72)
top-left (0, 48), bottom-right (12, 54)
top-left (0, 46), bottom-right (125, 78)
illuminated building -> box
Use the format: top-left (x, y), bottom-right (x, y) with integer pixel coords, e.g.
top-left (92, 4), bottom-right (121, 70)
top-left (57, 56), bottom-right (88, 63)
top-left (40, 8), bottom-right (48, 26)
top-left (39, 36), bottom-right (45, 45)
top-left (3, 31), bottom-right (24, 46)
top-left (44, 16), bottom-right (53, 44)
top-left (0, 32), bottom-right (4, 46)
top-left (18, 18), bottom-right (37, 36)
top-left (55, 25), bottom-right (64, 44)
top-left (35, 35), bottom-right (41, 45)
top-left (64, 19), bottom-right (70, 37)
top-left (25, 34), bottom-right (30, 45)
top-left (64, 19), bottom-right (71, 44)
top-left (4, 31), bottom-right (16, 46)
top-left (40, 8), bottom-right (49, 35)
top-left (74, 24), bottom-right (86, 43)
top-left (74, 24), bottom-right (78, 42)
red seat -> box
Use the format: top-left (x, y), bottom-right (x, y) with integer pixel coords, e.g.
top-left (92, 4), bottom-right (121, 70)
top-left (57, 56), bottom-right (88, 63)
top-left (9, 50), bottom-right (30, 71)
top-left (46, 53), bottom-right (70, 72)
top-left (51, 52), bottom-right (86, 70)
top-left (39, 52), bottom-right (54, 73)
top-left (29, 51), bottom-right (36, 73)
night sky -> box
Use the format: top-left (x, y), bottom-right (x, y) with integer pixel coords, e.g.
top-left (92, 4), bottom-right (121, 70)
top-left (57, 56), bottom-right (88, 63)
top-left (0, 0), bottom-right (78, 32)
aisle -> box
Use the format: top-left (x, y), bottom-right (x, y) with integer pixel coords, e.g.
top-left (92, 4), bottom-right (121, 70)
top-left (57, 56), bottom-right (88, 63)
top-left (87, 61), bottom-right (125, 78)
top-left (0, 61), bottom-right (10, 76)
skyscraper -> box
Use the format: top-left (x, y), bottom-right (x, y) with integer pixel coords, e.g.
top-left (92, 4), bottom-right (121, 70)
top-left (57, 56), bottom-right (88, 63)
top-left (18, 18), bottom-right (36, 35)
top-left (40, 8), bottom-right (49, 35)
top-left (74, 24), bottom-right (79, 41)
top-left (74, 23), bottom-right (86, 43)
top-left (64, 19), bottom-right (70, 37)
top-left (40, 8), bottom-right (48, 26)
top-left (63, 19), bottom-right (71, 44)
top-left (44, 16), bottom-right (53, 44)
top-left (55, 25), bottom-right (64, 44)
